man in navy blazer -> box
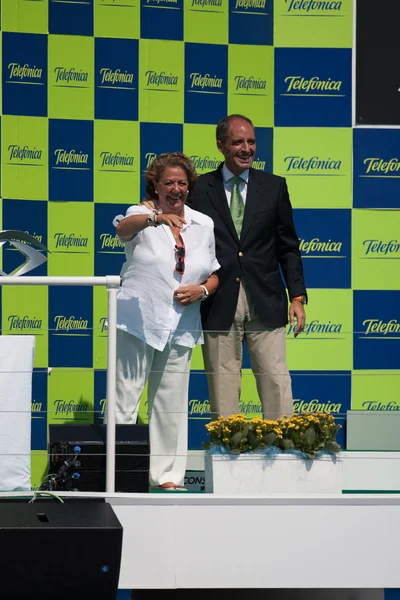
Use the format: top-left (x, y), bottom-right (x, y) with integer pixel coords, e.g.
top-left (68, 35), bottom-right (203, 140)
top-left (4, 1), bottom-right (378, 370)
top-left (188, 114), bottom-right (307, 420)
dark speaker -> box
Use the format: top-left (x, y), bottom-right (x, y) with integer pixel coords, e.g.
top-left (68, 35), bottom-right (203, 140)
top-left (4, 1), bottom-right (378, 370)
top-left (48, 424), bottom-right (150, 493)
top-left (0, 499), bottom-right (123, 600)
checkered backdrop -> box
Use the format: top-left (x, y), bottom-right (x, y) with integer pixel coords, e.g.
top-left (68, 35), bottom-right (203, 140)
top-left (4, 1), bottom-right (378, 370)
top-left (0, 0), bottom-right (399, 488)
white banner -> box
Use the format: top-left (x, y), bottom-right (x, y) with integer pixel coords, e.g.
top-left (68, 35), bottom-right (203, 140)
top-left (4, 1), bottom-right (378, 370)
top-left (0, 335), bottom-right (35, 490)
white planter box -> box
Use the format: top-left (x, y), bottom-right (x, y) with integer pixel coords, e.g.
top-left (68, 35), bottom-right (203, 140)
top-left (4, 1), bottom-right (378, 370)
top-left (205, 452), bottom-right (343, 495)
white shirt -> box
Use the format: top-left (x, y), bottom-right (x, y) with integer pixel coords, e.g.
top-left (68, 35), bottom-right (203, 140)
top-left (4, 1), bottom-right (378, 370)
top-left (115, 204), bottom-right (220, 351)
top-left (222, 164), bottom-right (249, 207)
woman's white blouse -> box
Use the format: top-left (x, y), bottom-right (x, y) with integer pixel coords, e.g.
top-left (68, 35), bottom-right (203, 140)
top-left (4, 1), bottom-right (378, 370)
top-left (116, 204), bottom-right (220, 351)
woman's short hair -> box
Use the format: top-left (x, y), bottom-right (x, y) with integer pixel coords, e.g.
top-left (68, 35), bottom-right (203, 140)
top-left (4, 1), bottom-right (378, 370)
top-left (145, 152), bottom-right (197, 202)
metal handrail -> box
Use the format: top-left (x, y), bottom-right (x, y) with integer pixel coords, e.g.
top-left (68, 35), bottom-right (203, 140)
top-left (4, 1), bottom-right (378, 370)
top-left (0, 275), bottom-right (121, 493)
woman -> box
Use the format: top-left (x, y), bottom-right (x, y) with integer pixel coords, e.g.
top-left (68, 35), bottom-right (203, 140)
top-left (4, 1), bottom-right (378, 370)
top-left (114, 152), bottom-right (220, 491)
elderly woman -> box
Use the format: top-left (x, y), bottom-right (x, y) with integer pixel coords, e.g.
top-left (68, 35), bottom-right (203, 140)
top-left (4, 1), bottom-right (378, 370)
top-left (114, 152), bottom-right (220, 491)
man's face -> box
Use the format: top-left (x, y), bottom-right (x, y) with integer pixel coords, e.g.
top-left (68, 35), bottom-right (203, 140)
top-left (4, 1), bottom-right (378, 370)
top-left (217, 118), bottom-right (256, 175)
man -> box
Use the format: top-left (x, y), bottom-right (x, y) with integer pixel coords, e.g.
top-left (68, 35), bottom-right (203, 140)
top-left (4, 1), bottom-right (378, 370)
top-left (188, 114), bottom-right (307, 420)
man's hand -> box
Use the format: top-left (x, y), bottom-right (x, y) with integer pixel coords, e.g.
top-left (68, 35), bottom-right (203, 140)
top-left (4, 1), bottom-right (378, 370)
top-left (289, 301), bottom-right (306, 338)
top-left (156, 213), bottom-right (186, 228)
top-left (174, 285), bottom-right (204, 305)
top-left (142, 200), bottom-right (156, 211)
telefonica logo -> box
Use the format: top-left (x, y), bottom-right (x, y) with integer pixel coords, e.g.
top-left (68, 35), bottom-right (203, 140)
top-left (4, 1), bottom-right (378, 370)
top-left (8, 145), bottom-right (43, 165)
top-left (145, 152), bottom-right (158, 168)
top-left (363, 240), bottom-right (400, 256)
top-left (56, 0), bottom-right (90, 4)
top-left (32, 401), bottom-right (43, 414)
top-left (362, 319), bottom-right (400, 335)
top-left (283, 76), bottom-right (343, 96)
top-left (284, 0), bottom-right (343, 14)
top-left (190, 156), bottom-right (222, 171)
top-left (189, 399), bottom-right (210, 416)
top-left (190, 155), bottom-right (265, 171)
top-left (99, 233), bottom-right (125, 251)
top-left (362, 158), bottom-right (400, 177)
top-left (361, 401), bottom-right (400, 411)
top-left (99, 398), bottom-right (148, 416)
top-left (189, 73), bottom-right (224, 94)
top-left (287, 319), bottom-right (342, 336)
top-left (190, 397), bottom-right (290, 417)
top-left (54, 316), bottom-right (89, 332)
top-left (144, 71), bottom-right (179, 90)
top-left (284, 156), bottom-right (342, 173)
top-left (54, 400), bottom-right (88, 416)
top-left (54, 67), bottom-right (89, 85)
top-left (144, 0), bottom-right (179, 6)
top-left (100, 152), bottom-right (135, 170)
top-left (99, 317), bottom-right (108, 334)
top-left (239, 400), bottom-right (264, 416)
top-left (294, 399), bottom-right (342, 413)
top-left (234, 76), bottom-right (267, 93)
top-left (99, 0), bottom-right (135, 4)
top-left (191, 0), bottom-right (222, 8)
top-left (233, 0), bottom-right (266, 11)
top-left (54, 233), bottom-right (89, 249)
top-left (54, 149), bottom-right (89, 169)
top-left (8, 315), bottom-right (43, 331)
top-left (99, 68), bottom-right (135, 88)
top-left (24, 231), bottom-right (43, 244)
top-left (252, 159), bottom-right (266, 170)
top-left (7, 63), bottom-right (44, 84)
top-left (300, 238), bottom-right (343, 255)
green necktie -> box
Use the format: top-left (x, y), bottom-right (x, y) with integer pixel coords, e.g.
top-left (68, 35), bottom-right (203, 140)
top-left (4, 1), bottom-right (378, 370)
top-left (230, 176), bottom-right (244, 238)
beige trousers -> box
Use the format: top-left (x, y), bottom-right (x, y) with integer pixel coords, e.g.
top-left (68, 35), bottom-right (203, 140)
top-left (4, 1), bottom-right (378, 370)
top-left (202, 283), bottom-right (293, 420)
top-left (115, 328), bottom-right (192, 488)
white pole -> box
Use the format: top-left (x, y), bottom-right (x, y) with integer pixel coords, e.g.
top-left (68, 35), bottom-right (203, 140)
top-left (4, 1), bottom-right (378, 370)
top-left (105, 285), bottom-right (119, 493)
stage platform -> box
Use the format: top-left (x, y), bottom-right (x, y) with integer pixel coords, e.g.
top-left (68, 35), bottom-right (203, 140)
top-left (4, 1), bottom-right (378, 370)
top-left (3, 448), bottom-right (400, 590)
top-left (2, 491), bottom-right (400, 590)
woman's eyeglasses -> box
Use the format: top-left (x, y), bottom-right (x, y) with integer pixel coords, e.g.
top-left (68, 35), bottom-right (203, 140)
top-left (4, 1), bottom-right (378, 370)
top-left (175, 245), bottom-right (185, 274)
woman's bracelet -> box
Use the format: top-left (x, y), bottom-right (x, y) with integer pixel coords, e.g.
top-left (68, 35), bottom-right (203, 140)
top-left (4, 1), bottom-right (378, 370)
top-left (199, 285), bottom-right (209, 301)
top-left (147, 211), bottom-right (159, 227)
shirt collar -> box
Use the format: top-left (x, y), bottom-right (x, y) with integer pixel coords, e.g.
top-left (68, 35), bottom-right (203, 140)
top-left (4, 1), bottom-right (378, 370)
top-left (183, 205), bottom-right (192, 226)
top-left (222, 164), bottom-right (249, 185)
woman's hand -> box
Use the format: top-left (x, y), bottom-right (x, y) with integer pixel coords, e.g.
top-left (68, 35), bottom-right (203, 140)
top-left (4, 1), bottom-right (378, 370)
top-left (157, 213), bottom-right (186, 228)
top-left (174, 285), bottom-right (204, 305)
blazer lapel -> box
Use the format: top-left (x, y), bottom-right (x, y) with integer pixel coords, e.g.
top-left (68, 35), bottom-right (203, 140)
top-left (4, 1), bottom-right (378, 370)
top-left (240, 168), bottom-right (263, 244)
top-left (207, 167), bottom-right (239, 243)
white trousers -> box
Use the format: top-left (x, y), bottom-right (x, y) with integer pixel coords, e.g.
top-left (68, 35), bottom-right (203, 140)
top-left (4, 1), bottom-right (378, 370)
top-left (115, 328), bottom-right (192, 487)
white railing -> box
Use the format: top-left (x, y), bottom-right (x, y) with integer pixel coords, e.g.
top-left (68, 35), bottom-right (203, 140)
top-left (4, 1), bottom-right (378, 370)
top-left (0, 275), bottom-right (121, 493)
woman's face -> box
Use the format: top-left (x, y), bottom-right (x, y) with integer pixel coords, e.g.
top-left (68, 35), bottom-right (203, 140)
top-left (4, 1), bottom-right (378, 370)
top-left (154, 166), bottom-right (188, 215)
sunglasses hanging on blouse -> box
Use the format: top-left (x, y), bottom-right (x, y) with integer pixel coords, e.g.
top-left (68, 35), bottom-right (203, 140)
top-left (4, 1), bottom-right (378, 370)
top-left (175, 244), bottom-right (185, 275)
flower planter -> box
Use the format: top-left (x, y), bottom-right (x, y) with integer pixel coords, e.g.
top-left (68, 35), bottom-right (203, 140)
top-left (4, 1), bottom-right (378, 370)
top-left (205, 452), bottom-right (343, 495)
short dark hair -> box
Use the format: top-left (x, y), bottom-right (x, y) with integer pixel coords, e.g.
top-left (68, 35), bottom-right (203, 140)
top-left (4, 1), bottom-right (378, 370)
top-left (145, 152), bottom-right (197, 202)
top-left (216, 114), bottom-right (255, 144)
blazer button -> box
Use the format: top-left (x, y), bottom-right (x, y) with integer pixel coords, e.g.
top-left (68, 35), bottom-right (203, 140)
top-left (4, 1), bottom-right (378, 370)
top-left (235, 277), bottom-right (240, 283)
top-left (238, 252), bottom-right (243, 257)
